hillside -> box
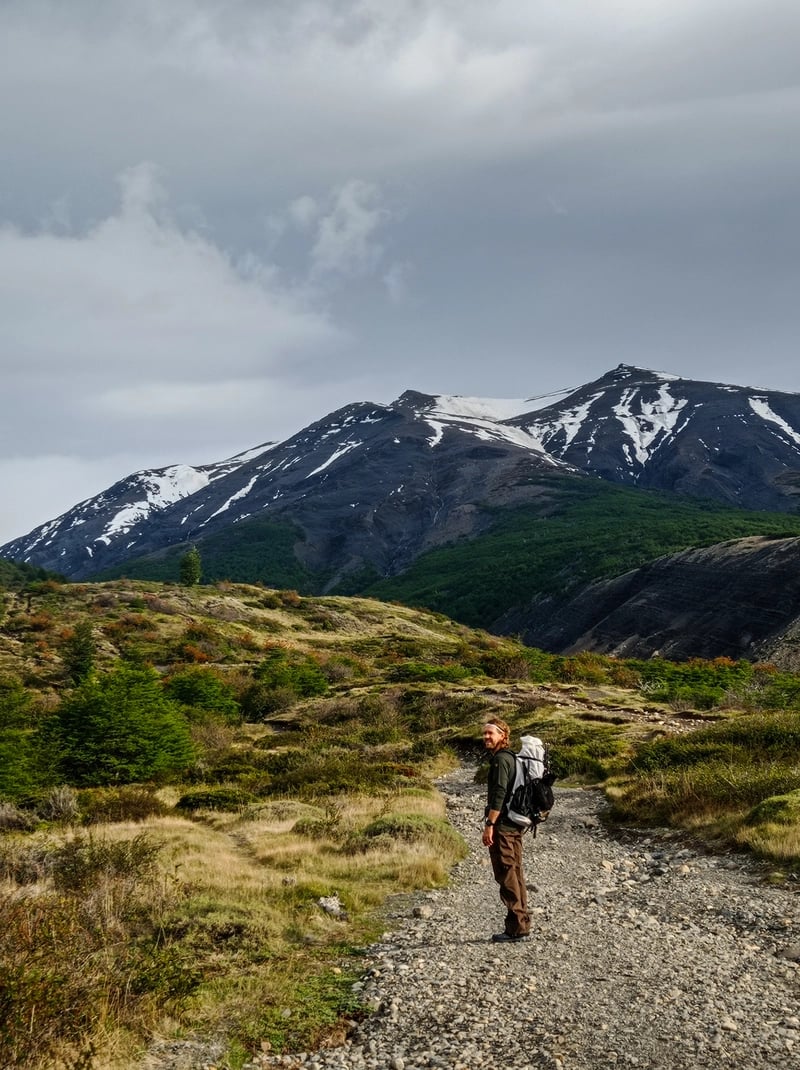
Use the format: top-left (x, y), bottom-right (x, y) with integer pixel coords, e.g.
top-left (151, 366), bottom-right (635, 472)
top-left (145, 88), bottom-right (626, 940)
top-left (2, 577), bottom-right (800, 1069)
top-left (496, 534), bottom-right (800, 667)
top-left (364, 480), bottom-right (800, 653)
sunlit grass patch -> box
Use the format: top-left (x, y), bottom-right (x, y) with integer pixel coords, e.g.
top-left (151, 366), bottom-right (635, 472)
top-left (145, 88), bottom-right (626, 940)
top-left (735, 789), bottom-right (800, 864)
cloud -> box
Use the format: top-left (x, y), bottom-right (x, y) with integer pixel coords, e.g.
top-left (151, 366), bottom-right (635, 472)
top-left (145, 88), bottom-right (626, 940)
top-left (309, 180), bottom-right (391, 280)
top-left (383, 261), bottom-right (413, 305)
top-left (0, 163), bottom-right (341, 399)
top-left (288, 196), bottom-right (320, 231)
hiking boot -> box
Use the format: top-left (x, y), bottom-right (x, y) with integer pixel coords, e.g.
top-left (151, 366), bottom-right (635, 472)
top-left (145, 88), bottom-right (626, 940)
top-left (490, 932), bottom-right (530, 943)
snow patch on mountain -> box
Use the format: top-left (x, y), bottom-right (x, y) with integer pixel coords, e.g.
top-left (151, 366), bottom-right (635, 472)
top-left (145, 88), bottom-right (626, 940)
top-left (611, 384), bottom-right (688, 467)
top-left (430, 395), bottom-right (534, 422)
top-left (95, 465), bottom-right (213, 545)
top-left (411, 393), bottom-right (563, 461)
top-left (205, 475), bottom-right (260, 523)
top-left (306, 441), bottom-right (362, 478)
top-left (749, 397), bottom-right (800, 450)
top-left (518, 392), bottom-right (606, 453)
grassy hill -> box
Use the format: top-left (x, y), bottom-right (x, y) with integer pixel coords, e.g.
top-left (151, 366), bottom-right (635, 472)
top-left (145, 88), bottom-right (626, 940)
top-left (1, 577), bottom-right (799, 1068)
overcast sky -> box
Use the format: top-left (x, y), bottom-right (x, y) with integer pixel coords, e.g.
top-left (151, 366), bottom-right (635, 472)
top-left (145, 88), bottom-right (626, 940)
top-left (1, 0), bottom-right (799, 545)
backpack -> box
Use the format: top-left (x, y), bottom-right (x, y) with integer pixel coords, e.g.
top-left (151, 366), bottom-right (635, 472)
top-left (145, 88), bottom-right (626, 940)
top-left (505, 735), bottom-right (556, 833)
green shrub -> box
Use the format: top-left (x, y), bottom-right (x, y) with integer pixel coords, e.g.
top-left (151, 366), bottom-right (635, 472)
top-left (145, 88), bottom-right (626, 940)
top-left (252, 647), bottom-right (329, 698)
top-left (359, 814), bottom-right (466, 857)
top-left (48, 665), bottom-right (194, 786)
top-left (164, 666), bottom-right (241, 722)
top-left (241, 682), bottom-right (298, 719)
top-left (388, 662), bottom-right (472, 683)
top-left (744, 789), bottom-right (800, 827)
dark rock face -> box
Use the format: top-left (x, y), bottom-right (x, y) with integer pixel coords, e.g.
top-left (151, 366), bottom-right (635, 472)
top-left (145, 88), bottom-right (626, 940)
top-left (498, 536), bottom-right (800, 662)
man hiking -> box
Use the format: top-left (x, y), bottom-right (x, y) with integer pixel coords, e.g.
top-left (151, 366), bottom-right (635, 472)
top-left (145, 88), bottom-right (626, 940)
top-left (481, 717), bottom-right (530, 943)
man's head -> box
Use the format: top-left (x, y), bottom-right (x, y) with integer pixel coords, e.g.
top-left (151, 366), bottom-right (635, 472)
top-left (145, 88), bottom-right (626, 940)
top-left (483, 717), bottom-right (510, 752)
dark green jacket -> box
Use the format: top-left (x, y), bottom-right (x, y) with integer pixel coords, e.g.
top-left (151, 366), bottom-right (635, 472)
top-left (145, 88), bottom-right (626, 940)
top-left (486, 747), bottom-right (517, 826)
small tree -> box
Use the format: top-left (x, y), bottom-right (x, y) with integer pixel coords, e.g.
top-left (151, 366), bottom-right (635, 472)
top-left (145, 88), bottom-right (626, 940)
top-left (179, 545), bottom-right (202, 586)
top-left (61, 620), bottom-right (96, 683)
top-left (0, 676), bottom-right (40, 799)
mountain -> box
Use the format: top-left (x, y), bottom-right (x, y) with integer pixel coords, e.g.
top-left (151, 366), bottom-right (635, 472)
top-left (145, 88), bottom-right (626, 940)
top-left (4, 365), bottom-right (800, 654)
top-left (0, 443), bottom-right (275, 579)
top-left (510, 364), bottom-right (800, 510)
top-left (1, 391), bottom-right (576, 582)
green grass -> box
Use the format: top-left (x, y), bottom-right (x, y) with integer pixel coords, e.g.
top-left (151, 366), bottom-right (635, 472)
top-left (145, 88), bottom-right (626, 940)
top-left (608, 710), bottom-right (800, 838)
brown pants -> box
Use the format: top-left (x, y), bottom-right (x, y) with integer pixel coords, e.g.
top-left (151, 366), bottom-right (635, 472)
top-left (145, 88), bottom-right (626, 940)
top-left (488, 825), bottom-right (530, 937)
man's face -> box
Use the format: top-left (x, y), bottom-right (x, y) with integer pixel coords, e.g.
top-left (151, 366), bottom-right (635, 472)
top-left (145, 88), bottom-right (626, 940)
top-left (483, 723), bottom-right (505, 752)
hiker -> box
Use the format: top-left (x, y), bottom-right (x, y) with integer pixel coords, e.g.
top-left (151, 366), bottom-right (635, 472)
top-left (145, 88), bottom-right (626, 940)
top-left (482, 717), bottom-right (530, 943)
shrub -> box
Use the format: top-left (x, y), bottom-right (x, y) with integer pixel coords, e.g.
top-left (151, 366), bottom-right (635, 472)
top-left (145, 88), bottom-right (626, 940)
top-left (0, 802), bottom-right (37, 832)
top-left (0, 677), bottom-right (48, 801)
top-left (60, 620), bottom-right (96, 683)
top-left (40, 786), bottom-right (80, 824)
top-left (78, 786), bottom-right (170, 825)
top-left (49, 665), bottom-right (195, 786)
top-left (163, 666), bottom-right (241, 722)
top-left (388, 661), bottom-right (471, 683)
top-left (254, 647), bottom-right (329, 697)
top-left (176, 787), bottom-right (258, 812)
top-left (744, 789), bottom-right (800, 827)
top-left (241, 682), bottom-right (298, 720)
top-left (359, 814), bottom-right (466, 857)
top-left (49, 832), bottom-right (161, 893)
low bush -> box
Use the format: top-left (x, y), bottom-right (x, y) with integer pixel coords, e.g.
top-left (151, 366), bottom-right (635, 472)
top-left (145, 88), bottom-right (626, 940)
top-left (359, 813), bottom-right (466, 858)
top-left (78, 785), bottom-right (170, 825)
top-left (176, 787), bottom-right (258, 812)
top-left (0, 802), bottom-right (37, 833)
top-left (744, 789), bottom-right (800, 827)
top-left (49, 832), bottom-right (161, 893)
top-left (611, 711), bottom-right (800, 827)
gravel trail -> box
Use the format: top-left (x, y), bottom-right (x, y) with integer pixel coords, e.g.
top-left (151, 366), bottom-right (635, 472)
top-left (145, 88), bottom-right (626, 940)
top-left (253, 766), bottom-right (800, 1070)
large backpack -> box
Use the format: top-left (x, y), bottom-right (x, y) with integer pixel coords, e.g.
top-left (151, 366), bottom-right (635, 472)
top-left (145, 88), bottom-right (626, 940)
top-left (505, 735), bottom-right (556, 834)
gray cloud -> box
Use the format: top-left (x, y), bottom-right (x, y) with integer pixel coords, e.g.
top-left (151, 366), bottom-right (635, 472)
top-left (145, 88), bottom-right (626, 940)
top-left (1, 0), bottom-right (799, 542)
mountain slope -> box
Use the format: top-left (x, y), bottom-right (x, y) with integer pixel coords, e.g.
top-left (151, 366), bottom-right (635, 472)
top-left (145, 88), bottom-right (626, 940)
top-left (1, 393), bottom-right (576, 582)
top-left (4, 364), bottom-right (800, 622)
top-left (493, 534), bottom-right (800, 666)
top-left (366, 480), bottom-right (800, 630)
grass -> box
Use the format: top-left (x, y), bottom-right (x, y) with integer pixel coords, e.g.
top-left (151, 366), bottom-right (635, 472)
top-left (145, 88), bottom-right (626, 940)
top-left (606, 710), bottom-right (800, 865)
top-left (0, 781), bottom-right (466, 1069)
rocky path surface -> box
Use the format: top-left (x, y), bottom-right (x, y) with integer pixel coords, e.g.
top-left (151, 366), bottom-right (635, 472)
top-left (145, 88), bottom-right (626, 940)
top-left (254, 767), bottom-right (800, 1070)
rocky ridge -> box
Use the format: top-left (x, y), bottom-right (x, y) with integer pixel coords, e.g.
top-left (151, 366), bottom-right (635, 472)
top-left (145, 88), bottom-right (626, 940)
top-left (248, 767), bottom-right (800, 1070)
top-left (499, 534), bottom-right (800, 665)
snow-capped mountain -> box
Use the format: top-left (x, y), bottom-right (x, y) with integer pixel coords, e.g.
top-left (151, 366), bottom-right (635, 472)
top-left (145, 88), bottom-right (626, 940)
top-left (511, 364), bottom-right (800, 510)
top-left (4, 364), bottom-right (800, 583)
top-left (1, 390), bottom-right (576, 580)
top-left (6, 443), bottom-right (275, 573)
